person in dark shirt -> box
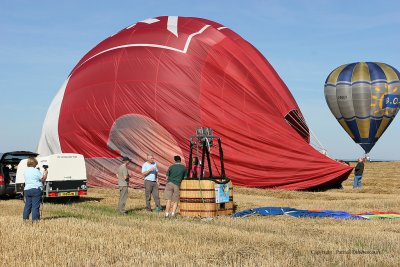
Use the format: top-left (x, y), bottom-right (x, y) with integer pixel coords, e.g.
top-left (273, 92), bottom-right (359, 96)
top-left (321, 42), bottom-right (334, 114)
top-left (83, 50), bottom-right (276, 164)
top-left (353, 157), bottom-right (365, 189)
top-left (164, 155), bottom-right (187, 217)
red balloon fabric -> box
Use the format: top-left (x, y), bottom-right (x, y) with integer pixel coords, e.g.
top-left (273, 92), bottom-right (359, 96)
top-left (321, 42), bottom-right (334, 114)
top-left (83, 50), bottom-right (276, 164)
top-left (38, 16), bottom-right (352, 190)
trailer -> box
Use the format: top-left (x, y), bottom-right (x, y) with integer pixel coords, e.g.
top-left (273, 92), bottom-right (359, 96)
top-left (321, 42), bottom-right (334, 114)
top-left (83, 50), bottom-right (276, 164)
top-left (16, 153), bottom-right (88, 198)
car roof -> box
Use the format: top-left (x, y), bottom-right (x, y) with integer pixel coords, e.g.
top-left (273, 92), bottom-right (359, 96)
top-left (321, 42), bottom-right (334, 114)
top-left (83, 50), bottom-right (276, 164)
top-left (0, 151), bottom-right (39, 162)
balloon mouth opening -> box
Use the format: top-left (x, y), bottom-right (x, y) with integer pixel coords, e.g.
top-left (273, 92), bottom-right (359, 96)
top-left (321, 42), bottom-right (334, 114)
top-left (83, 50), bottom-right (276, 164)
top-left (284, 110), bottom-right (310, 143)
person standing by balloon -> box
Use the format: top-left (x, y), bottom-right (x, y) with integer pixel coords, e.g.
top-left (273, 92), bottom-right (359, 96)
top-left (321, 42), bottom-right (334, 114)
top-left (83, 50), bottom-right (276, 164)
top-left (116, 156), bottom-right (131, 215)
top-left (190, 156), bottom-right (201, 178)
top-left (353, 158), bottom-right (365, 189)
top-left (164, 156), bottom-right (187, 217)
top-left (142, 154), bottom-right (161, 212)
top-left (23, 157), bottom-right (48, 222)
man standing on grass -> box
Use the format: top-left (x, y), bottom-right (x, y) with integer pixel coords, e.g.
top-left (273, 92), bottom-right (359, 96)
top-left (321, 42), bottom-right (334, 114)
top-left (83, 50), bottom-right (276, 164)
top-left (117, 156), bottom-right (131, 215)
top-left (142, 154), bottom-right (161, 212)
top-left (165, 156), bottom-right (187, 217)
top-left (353, 157), bottom-right (365, 189)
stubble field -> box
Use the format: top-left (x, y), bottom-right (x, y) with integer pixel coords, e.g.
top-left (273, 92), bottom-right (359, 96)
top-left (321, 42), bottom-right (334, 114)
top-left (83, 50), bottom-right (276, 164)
top-left (0, 162), bottom-right (399, 266)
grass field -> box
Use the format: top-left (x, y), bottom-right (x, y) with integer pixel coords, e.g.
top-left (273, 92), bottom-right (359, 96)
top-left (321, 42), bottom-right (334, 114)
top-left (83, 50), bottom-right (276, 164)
top-left (1, 162), bottom-right (399, 266)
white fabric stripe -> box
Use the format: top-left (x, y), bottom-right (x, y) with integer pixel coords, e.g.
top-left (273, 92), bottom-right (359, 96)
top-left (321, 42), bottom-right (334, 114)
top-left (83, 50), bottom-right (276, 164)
top-left (38, 21), bottom-right (214, 156)
top-left (71, 25), bottom-right (211, 76)
top-left (167, 16), bottom-right (178, 37)
top-left (217, 26), bottom-right (227, 30)
top-left (140, 18), bottom-right (160, 24)
top-left (126, 23), bottom-right (136, 29)
top-left (37, 78), bottom-right (69, 155)
top-left (127, 18), bottom-right (159, 29)
top-left (182, 25), bottom-right (209, 53)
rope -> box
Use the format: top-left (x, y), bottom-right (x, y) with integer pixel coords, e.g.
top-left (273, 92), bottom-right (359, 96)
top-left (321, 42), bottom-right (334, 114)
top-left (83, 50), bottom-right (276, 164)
top-left (285, 112), bottom-right (327, 153)
top-left (194, 141), bottom-right (206, 208)
top-left (211, 154), bottom-right (221, 177)
top-left (286, 119), bottom-right (310, 140)
top-left (286, 112), bottom-right (310, 138)
top-left (309, 128), bottom-right (325, 151)
top-left (197, 176), bottom-right (206, 208)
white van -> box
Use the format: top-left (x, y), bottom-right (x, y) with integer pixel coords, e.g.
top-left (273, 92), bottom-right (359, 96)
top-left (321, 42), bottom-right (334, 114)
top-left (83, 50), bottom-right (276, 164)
top-left (16, 153), bottom-right (87, 197)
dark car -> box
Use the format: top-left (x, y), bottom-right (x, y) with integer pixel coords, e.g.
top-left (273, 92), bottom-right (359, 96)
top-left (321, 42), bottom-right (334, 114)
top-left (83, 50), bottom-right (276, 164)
top-left (0, 151), bottom-right (38, 196)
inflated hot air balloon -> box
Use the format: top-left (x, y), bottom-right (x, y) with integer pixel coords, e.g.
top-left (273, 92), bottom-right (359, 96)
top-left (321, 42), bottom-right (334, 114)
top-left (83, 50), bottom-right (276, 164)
top-left (325, 62), bottom-right (400, 153)
top-left (38, 16), bottom-right (352, 190)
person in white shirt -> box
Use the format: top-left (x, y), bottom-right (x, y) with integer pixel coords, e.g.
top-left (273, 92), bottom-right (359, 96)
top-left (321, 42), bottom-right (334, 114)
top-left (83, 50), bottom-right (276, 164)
top-left (141, 154), bottom-right (161, 212)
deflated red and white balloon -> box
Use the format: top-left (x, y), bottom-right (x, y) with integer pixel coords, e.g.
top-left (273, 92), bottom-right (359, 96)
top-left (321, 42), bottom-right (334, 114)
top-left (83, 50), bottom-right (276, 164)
top-left (38, 16), bottom-right (352, 189)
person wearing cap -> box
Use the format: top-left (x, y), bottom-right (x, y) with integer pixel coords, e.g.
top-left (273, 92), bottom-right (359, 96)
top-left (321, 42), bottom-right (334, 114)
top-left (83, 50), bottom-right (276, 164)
top-left (141, 154), bottom-right (161, 212)
top-left (164, 155), bottom-right (187, 217)
top-left (117, 156), bottom-right (131, 215)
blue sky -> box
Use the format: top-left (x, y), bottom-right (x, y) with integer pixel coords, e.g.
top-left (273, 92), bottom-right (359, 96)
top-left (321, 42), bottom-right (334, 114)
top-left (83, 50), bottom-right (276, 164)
top-left (0, 0), bottom-right (399, 160)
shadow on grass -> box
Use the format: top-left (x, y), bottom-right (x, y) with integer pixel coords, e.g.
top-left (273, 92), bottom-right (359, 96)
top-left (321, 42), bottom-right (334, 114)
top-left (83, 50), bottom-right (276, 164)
top-left (42, 210), bottom-right (85, 220)
top-left (122, 206), bottom-right (167, 218)
top-left (0, 194), bottom-right (23, 201)
top-left (125, 204), bottom-right (167, 213)
top-left (43, 196), bottom-right (103, 205)
top-left (126, 207), bottom-right (148, 213)
top-left (41, 215), bottom-right (81, 221)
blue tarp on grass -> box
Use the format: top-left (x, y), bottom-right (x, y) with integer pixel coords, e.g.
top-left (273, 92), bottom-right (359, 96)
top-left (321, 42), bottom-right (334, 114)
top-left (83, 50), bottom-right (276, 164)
top-left (233, 207), bottom-right (297, 218)
top-left (233, 207), bottom-right (364, 219)
top-left (285, 209), bottom-right (362, 219)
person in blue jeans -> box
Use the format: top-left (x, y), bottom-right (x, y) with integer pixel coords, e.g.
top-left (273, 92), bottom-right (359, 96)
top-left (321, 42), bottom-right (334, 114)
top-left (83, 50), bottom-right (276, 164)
top-left (353, 157), bottom-right (365, 189)
top-left (23, 157), bottom-right (48, 222)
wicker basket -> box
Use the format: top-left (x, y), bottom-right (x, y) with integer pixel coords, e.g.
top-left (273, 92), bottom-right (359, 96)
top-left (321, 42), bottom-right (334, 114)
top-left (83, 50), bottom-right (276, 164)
top-left (180, 179), bottom-right (233, 217)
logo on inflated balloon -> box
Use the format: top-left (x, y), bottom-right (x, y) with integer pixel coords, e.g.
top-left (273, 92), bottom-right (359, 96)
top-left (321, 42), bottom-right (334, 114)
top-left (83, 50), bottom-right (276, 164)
top-left (376, 84), bottom-right (399, 116)
top-left (382, 95), bottom-right (399, 109)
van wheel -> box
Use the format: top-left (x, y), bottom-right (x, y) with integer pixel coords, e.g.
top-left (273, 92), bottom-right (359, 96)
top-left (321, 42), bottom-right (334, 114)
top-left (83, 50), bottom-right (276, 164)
top-left (20, 193), bottom-right (25, 203)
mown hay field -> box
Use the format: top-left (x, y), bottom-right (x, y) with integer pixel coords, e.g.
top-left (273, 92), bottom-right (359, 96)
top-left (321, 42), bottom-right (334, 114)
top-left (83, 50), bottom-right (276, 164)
top-left (1, 162), bottom-right (399, 266)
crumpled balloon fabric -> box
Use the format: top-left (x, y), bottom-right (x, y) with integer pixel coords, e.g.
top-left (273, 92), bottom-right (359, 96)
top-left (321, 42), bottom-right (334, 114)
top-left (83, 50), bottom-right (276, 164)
top-left (38, 16), bottom-right (352, 189)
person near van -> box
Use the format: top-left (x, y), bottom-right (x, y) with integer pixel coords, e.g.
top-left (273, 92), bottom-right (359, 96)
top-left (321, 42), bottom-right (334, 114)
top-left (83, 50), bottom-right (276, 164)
top-left (23, 157), bottom-right (48, 222)
top-left (164, 156), bottom-right (187, 217)
top-left (353, 157), bottom-right (365, 189)
top-left (117, 156), bottom-right (131, 215)
top-left (3, 165), bottom-right (10, 184)
top-left (141, 154), bottom-right (161, 212)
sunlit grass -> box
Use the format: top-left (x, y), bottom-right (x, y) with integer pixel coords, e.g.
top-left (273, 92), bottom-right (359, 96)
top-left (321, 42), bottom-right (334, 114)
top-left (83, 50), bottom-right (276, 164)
top-left (0, 162), bottom-right (399, 266)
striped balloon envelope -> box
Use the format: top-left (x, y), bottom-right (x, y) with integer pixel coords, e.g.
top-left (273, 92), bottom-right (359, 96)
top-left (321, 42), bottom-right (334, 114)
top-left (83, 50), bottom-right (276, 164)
top-left (324, 62), bottom-right (400, 153)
